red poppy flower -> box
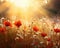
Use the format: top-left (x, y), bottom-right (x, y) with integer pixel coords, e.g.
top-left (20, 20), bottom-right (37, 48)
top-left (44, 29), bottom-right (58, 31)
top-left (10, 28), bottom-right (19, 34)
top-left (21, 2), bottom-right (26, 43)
top-left (3, 21), bottom-right (12, 27)
top-left (54, 28), bottom-right (60, 33)
top-left (41, 32), bottom-right (47, 37)
top-left (33, 26), bottom-right (39, 32)
top-left (47, 38), bottom-right (51, 41)
top-left (14, 20), bottom-right (22, 27)
top-left (0, 27), bottom-right (6, 33)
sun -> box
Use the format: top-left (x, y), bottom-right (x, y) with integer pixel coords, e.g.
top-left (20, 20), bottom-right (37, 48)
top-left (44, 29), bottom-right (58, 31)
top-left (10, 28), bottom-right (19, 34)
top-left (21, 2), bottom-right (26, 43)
top-left (9, 0), bottom-right (30, 8)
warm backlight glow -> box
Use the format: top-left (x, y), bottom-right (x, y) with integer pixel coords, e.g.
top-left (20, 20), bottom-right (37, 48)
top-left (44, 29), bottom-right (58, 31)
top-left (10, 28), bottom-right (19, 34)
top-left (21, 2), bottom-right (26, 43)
top-left (9, 0), bottom-right (30, 8)
top-left (7, 0), bottom-right (48, 22)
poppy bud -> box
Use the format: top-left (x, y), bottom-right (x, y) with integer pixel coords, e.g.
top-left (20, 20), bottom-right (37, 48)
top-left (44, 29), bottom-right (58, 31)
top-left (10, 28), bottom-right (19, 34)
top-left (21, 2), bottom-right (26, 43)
top-left (33, 26), bottom-right (39, 32)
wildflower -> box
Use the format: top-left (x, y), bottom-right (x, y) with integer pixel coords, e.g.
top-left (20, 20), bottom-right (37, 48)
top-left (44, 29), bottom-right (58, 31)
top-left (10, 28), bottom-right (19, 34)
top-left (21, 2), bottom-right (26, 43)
top-left (33, 26), bottom-right (39, 32)
top-left (0, 27), bottom-right (6, 34)
top-left (47, 38), bottom-right (51, 41)
top-left (14, 20), bottom-right (22, 27)
top-left (41, 32), bottom-right (47, 37)
top-left (3, 20), bottom-right (12, 27)
top-left (54, 28), bottom-right (60, 33)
